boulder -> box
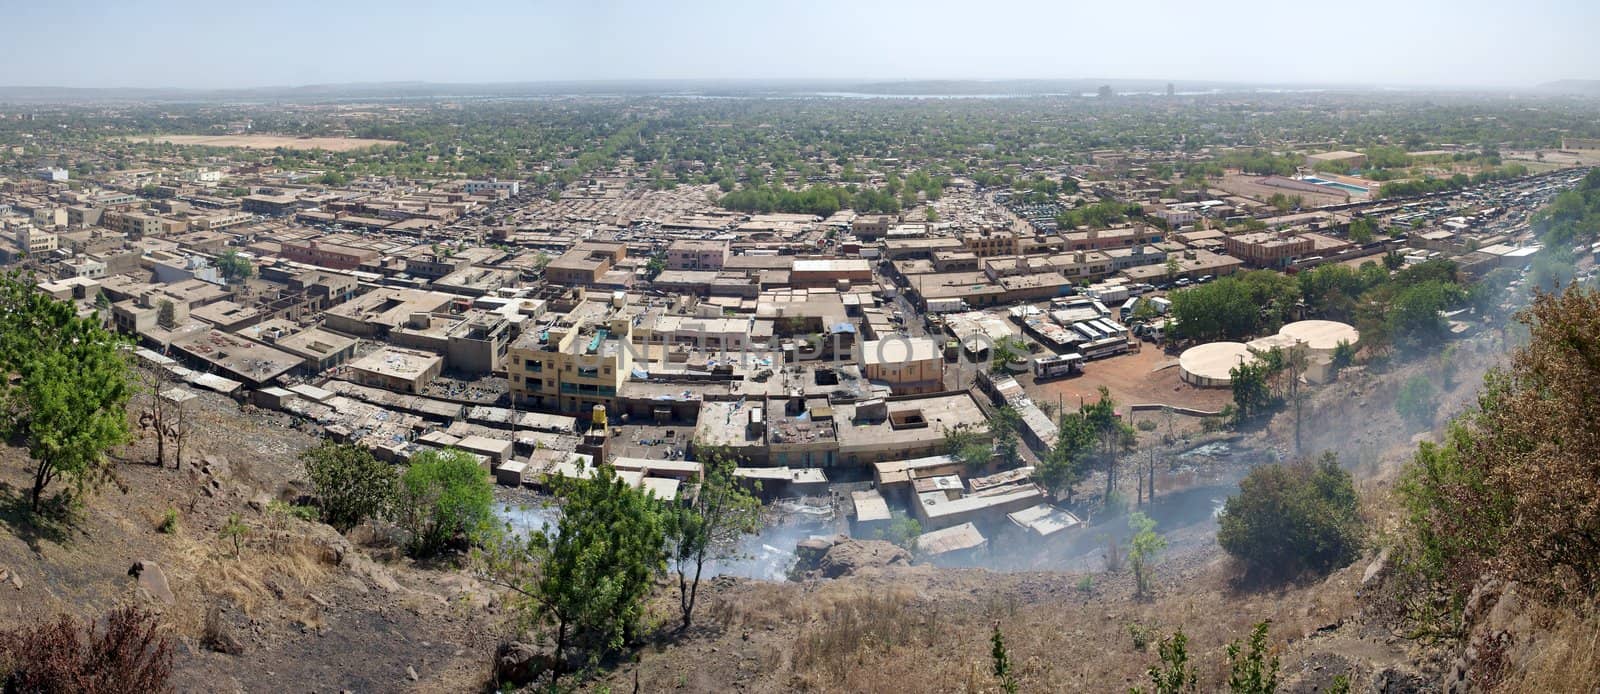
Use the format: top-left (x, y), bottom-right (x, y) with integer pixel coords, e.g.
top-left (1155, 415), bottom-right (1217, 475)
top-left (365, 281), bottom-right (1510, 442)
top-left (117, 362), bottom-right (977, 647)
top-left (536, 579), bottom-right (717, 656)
top-left (816, 540), bottom-right (911, 578)
top-left (1361, 547), bottom-right (1392, 588)
top-left (494, 641), bottom-right (553, 688)
top-left (128, 560), bottom-right (174, 605)
top-left (202, 606), bottom-right (246, 655)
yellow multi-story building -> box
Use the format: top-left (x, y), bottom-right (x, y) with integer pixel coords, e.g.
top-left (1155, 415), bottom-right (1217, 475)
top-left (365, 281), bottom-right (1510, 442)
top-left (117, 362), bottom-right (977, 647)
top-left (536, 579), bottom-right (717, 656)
top-left (507, 309), bottom-right (634, 417)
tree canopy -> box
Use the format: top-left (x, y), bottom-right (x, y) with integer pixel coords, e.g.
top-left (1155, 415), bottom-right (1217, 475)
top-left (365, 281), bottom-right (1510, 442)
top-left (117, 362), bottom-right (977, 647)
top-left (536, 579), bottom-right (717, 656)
top-left (0, 271), bottom-right (132, 511)
top-left (395, 448), bottom-right (494, 558)
top-left (1218, 452), bottom-right (1362, 584)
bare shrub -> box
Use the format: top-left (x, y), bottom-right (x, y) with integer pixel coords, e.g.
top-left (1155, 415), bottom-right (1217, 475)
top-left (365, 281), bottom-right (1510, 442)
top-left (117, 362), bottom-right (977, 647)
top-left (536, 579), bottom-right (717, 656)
top-left (0, 606), bottom-right (174, 693)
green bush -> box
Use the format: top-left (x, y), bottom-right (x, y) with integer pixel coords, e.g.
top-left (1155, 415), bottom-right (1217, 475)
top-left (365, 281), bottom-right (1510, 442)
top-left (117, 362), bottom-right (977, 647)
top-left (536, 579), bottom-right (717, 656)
top-left (1395, 375), bottom-right (1437, 429)
top-left (1218, 453), bottom-right (1363, 584)
top-left (301, 442), bottom-right (398, 532)
top-left (396, 448), bottom-right (494, 558)
top-left (156, 508), bottom-right (178, 534)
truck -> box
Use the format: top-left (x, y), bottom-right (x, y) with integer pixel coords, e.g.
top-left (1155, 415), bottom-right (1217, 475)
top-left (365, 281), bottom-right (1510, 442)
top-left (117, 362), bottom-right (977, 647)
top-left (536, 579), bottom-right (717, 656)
top-left (924, 297), bottom-right (968, 314)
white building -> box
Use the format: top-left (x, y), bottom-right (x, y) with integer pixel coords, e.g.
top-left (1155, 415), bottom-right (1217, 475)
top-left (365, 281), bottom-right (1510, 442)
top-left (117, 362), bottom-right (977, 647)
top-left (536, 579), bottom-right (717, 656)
top-left (37, 167), bottom-right (69, 182)
top-left (184, 169), bottom-right (223, 184)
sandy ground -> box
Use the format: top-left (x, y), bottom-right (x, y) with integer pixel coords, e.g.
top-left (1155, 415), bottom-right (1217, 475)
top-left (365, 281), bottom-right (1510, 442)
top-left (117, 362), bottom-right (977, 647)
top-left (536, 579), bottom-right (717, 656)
top-left (1025, 343), bottom-right (1234, 413)
top-left (126, 134), bottom-right (399, 151)
top-left (1214, 172), bottom-right (1352, 208)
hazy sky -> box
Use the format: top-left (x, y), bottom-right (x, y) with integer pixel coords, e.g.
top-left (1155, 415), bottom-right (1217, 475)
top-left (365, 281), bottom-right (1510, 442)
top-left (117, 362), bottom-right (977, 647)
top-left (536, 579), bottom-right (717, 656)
top-left (3, 0), bottom-right (1596, 89)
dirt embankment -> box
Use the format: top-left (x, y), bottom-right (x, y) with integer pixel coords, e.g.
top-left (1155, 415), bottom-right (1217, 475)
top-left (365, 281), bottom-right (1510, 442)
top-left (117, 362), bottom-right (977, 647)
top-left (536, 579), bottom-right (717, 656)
top-left (0, 389), bottom-right (499, 693)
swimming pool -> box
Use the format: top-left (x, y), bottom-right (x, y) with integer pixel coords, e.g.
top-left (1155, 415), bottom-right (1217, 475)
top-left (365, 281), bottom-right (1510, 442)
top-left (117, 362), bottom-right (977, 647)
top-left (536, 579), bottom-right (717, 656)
top-left (1301, 176), bottom-right (1369, 194)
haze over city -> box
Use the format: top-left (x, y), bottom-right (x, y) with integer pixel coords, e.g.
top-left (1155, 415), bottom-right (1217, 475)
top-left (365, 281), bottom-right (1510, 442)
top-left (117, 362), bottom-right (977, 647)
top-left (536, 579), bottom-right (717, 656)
top-left (4, 1), bottom-right (1600, 691)
top-left (3, 0), bottom-right (1598, 89)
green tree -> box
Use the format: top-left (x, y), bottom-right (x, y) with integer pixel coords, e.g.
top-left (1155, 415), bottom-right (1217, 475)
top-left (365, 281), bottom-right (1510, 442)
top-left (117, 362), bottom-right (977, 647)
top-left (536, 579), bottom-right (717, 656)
top-left (1128, 512), bottom-right (1166, 597)
top-left (221, 513), bottom-right (249, 558)
top-left (480, 464), bottom-right (663, 683)
top-left (156, 300), bottom-right (176, 329)
top-left (882, 516), bottom-right (923, 551)
top-left (1134, 628), bottom-right (1196, 694)
top-left (302, 442), bottom-right (397, 532)
top-left (214, 250), bottom-right (253, 284)
top-left (395, 448), bottom-right (494, 558)
top-left (0, 274), bottom-right (133, 511)
top-left (1229, 360), bottom-right (1273, 425)
top-left (1347, 217), bottom-right (1377, 244)
top-left (645, 255), bottom-right (667, 281)
top-left (990, 336), bottom-right (1027, 373)
top-left (1226, 621), bottom-right (1281, 694)
top-left (945, 424), bottom-right (993, 471)
top-left (991, 405), bottom-right (1022, 467)
top-left (1035, 411), bottom-right (1095, 503)
top-left (1395, 375), bottom-right (1437, 429)
top-left (991, 624), bottom-right (1019, 694)
top-left (663, 450), bottom-right (761, 631)
top-left (1218, 453), bottom-right (1362, 584)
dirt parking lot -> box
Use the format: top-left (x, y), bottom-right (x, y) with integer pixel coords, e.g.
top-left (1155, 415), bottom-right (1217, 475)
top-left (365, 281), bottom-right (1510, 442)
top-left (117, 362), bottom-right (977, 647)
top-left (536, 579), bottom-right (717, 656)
top-left (1024, 342), bottom-right (1233, 413)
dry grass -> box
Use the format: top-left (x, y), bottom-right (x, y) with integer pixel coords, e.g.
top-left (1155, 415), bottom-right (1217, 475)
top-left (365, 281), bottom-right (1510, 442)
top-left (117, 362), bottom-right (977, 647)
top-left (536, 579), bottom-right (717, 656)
top-left (165, 515), bottom-right (335, 636)
top-left (790, 588), bottom-right (938, 685)
top-left (1500, 607), bottom-right (1600, 693)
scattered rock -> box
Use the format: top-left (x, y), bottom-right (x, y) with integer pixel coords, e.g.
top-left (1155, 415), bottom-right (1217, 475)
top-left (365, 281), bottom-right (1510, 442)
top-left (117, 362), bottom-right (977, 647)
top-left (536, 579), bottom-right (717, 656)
top-left (406, 665), bottom-right (418, 681)
top-left (1370, 665), bottom-right (1430, 693)
top-left (0, 567), bottom-right (19, 591)
top-left (247, 491), bottom-right (274, 512)
top-left (308, 592), bottom-right (333, 609)
top-left (128, 560), bottom-right (175, 605)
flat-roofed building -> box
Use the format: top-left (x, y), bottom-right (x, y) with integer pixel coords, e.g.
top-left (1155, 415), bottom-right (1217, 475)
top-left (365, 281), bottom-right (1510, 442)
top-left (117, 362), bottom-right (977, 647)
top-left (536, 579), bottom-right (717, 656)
top-left (240, 320), bottom-right (358, 373)
top-left (1060, 225), bottom-right (1162, 252)
top-left (241, 193), bottom-right (302, 216)
top-left (1305, 150), bottom-right (1367, 169)
top-left (13, 225), bottom-right (57, 255)
top-left (101, 209), bottom-right (162, 238)
top-left (167, 326), bottom-right (302, 386)
top-left (323, 288), bottom-right (457, 337)
top-left (860, 337), bottom-right (943, 394)
top-left (666, 239), bottom-right (730, 270)
top-left (280, 239), bottom-right (380, 270)
top-left (835, 392), bottom-right (989, 466)
top-left (547, 242), bottom-right (626, 287)
top-left (345, 346), bottom-right (444, 394)
top-left (1222, 232), bottom-right (1314, 268)
top-left (961, 229), bottom-right (1019, 257)
top-left (789, 258), bottom-right (872, 288)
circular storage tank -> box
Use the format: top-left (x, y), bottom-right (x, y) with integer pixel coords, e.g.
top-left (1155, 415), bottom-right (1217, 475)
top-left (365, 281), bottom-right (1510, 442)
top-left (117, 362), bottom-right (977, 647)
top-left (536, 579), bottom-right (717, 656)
top-left (1179, 342), bottom-right (1254, 387)
top-left (1279, 320), bottom-right (1360, 359)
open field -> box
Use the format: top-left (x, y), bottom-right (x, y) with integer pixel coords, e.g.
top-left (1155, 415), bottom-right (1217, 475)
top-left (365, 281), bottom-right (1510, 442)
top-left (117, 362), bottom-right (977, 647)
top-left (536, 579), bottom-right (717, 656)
top-left (124, 134), bottom-right (400, 151)
top-left (1215, 172), bottom-right (1352, 208)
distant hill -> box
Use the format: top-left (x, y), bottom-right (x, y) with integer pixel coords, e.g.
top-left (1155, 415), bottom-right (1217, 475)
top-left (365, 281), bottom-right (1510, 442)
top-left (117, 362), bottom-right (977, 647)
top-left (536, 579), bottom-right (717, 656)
top-left (1536, 79), bottom-right (1600, 95)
